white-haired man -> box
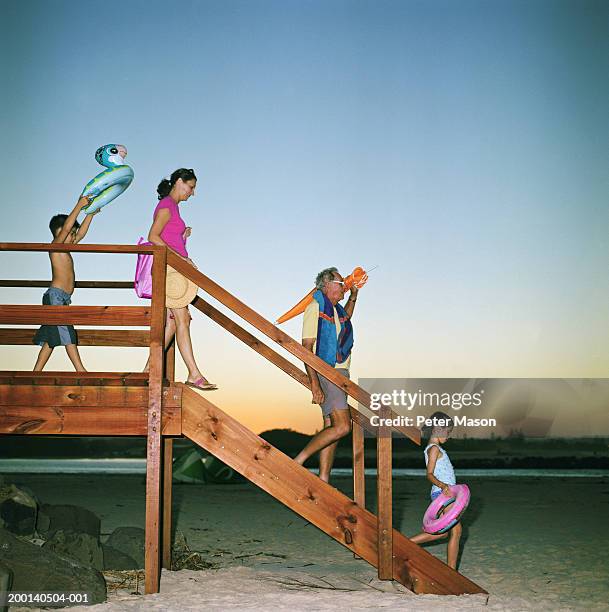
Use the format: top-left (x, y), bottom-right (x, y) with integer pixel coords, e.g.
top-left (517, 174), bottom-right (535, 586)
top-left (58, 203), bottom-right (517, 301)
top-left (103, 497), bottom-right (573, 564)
top-left (294, 267), bottom-right (359, 482)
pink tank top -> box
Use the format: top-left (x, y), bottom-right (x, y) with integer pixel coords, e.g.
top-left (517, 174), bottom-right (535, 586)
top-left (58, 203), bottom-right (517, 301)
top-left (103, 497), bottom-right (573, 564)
top-left (153, 197), bottom-right (188, 257)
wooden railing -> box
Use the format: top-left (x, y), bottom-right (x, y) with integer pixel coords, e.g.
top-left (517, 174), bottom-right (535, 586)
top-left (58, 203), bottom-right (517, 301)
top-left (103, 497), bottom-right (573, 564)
top-left (0, 279), bottom-right (147, 346)
top-left (0, 243), bottom-right (164, 353)
top-left (0, 243), bottom-right (420, 584)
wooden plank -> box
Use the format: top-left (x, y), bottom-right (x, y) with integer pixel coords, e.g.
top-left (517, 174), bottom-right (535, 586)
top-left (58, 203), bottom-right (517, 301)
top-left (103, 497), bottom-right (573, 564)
top-left (190, 296), bottom-right (411, 440)
top-left (0, 243), bottom-right (156, 254)
top-left (376, 407), bottom-right (393, 580)
top-left (145, 246), bottom-right (167, 595)
top-left (0, 372), bottom-right (150, 386)
top-left (0, 400), bottom-right (181, 436)
top-left (0, 328), bottom-right (149, 347)
top-left (181, 387), bottom-right (486, 595)
top-left (0, 385), bottom-right (181, 407)
top-left (0, 281), bottom-right (134, 289)
top-left (0, 305), bottom-right (150, 326)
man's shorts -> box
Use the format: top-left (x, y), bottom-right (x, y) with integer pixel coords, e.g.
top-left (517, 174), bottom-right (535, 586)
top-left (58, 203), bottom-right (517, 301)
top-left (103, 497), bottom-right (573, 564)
top-left (32, 287), bottom-right (78, 348)
top-left (318, 368), bottom-right (350, 418)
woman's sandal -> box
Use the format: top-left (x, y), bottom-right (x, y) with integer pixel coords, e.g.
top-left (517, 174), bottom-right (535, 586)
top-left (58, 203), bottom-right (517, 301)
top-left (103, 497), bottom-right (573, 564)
top-left (185, 378), bottom-right (218, 391)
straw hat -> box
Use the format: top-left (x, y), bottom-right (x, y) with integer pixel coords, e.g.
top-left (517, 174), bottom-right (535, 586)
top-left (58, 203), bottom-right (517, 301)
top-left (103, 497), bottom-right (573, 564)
top-left (165, 265), bottom-right (198, 308)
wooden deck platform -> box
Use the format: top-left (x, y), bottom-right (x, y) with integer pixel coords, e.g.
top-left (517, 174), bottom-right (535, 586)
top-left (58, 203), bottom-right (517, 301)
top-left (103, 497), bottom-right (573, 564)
top-left (0, 372), bottom-right (182, 435)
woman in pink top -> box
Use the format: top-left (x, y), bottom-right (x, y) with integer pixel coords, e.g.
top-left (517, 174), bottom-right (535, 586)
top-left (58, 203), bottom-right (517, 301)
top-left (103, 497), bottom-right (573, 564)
top-left (146, 168), bottom-right (216, 390)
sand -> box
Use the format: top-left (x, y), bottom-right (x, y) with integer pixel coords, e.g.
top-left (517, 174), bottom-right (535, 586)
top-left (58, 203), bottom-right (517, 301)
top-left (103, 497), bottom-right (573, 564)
top-left (6, 473), bottom-right (609, 611)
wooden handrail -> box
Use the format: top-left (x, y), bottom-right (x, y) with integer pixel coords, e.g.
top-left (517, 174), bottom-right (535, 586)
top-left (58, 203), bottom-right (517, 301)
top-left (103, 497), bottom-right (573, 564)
top-left (0, 243), bottom-right (155, 254)
top-left (0, 328), bottom-right (149, 347)
top-left (191, 295), bottom-right (372, 519)
top-left (173, 255), bottom-right (419, 444)
top-left (191, 296), bottom-right (391, 436)
top-left (0, 305), bottom-right (150, 326)
top-left (0, 280), bottom-right (133, 289)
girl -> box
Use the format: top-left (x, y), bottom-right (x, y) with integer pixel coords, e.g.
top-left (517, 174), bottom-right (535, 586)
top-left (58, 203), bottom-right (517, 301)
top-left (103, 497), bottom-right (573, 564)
top-left (410, 411), bottom-right (462, 569)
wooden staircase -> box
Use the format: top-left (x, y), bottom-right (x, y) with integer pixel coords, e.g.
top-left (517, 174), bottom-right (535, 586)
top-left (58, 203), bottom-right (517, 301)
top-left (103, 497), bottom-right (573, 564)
top-left (181, 386), bottom-right (485, 595)
top-left (0, 242), bottom-right (486, 597)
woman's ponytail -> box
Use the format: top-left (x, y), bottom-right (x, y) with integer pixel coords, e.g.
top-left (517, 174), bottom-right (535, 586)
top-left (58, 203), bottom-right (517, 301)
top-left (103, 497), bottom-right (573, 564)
top-left (157, 178), bottom-right (172, 200)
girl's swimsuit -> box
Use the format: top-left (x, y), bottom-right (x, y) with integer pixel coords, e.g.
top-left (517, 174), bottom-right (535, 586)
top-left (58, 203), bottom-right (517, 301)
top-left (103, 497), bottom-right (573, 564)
top-left (424, 443), bottom-right (456, 500)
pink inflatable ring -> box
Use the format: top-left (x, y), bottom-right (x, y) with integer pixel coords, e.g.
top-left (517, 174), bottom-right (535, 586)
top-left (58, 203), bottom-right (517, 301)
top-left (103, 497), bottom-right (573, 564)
top-left (423, 484), bottom-right (470, 534)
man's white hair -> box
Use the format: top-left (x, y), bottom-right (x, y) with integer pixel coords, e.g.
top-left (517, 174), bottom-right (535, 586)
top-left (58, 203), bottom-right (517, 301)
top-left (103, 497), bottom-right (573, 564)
top-left (315, 267), bottom-right (339, 290)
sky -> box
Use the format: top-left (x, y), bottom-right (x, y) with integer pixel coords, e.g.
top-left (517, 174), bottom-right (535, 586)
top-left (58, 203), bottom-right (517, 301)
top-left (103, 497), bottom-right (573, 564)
top-left (1, 0), bottom-right (608, 435)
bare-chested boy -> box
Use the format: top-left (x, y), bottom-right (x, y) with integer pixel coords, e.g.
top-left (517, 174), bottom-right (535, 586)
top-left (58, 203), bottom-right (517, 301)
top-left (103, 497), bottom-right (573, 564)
top-left (33, 196), bottom-right (97, 371)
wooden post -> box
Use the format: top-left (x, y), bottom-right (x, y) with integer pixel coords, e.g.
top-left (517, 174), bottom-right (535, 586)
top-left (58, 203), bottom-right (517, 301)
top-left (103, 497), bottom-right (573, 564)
top-left (162, 341), bottom-right (176, 570)
top-left (352, 418), bottom-right (365, 507)
top-left (165, 341), bottom-right (176, 380)
top-left (352, 417), bottom-right (366, 560)
top-left (376, 406), bottom-right (393, 580)
top-left (162, 438), bottom-right (173, 570)
top-left (145, 246), bottom-right (167, 594)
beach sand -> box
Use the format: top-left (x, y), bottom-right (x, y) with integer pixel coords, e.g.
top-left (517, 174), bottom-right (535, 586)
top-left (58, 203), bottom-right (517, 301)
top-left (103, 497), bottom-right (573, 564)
top-left (7, 473), bottom-right (609, 611)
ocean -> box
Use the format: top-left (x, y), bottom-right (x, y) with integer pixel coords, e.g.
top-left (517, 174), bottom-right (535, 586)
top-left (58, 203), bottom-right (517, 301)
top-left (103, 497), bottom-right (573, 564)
top-left (0, 458), bottom-right (607, 478)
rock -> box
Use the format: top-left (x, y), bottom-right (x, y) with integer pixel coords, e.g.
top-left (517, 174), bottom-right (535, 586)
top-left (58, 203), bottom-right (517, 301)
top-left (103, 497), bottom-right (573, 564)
top-left (43, 530), bottom-right (103, 571)
top-left (15, 485), bottom-right (39, 504)
top-left (101, 544), bottom-right (139, 570)
top-left (36, 504), bottom-right (100, 539)
top-left (105, 527), bottom-right (145, 568)
top-left (0, 499), bottom-right (36, 536)
top-left (0, 484), bottom-right (37, 536)
top-left (0, 527), bottom-right (106, 607)
top-left (0, 560), bottom-right (13, 612)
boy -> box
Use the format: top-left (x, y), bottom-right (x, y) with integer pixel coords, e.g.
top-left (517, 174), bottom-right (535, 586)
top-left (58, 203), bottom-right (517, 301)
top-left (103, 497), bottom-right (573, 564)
top-left (33, 196), bottom-right (97, 371)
